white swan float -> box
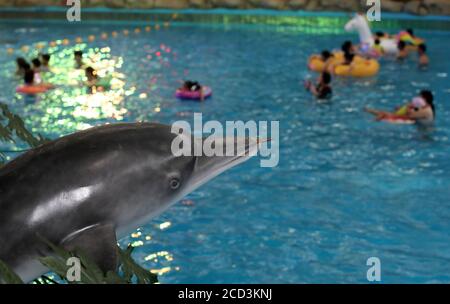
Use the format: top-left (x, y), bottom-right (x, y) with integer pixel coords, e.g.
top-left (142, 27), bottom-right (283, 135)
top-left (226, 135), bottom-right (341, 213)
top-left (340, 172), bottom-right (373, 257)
top-left (344, 13), bottom-right (398, 56)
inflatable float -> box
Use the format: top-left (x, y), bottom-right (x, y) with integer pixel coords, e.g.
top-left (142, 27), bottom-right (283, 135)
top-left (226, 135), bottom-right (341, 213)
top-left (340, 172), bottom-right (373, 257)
top-left (176, 86), bottom-right (212, 101)
top-left (378, 114), bottom-right (415, 125)
top-left (308, 53), bottom-right (343, 73)
top-left (345, 13), bottom-right (398, 56)
top-left (16, 84), bottom-right (53, 95)
top-left (333, 57), bottom-right (380, 77)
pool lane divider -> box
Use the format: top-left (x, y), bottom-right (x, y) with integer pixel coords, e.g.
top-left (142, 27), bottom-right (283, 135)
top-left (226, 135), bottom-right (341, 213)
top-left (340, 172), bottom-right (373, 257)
top-left (5, 14), bottom-right (177, 56)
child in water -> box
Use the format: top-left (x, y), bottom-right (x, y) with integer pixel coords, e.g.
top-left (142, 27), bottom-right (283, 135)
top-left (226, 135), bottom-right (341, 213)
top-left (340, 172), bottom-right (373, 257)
top-left (304, 72), bottom-right (333, 100)
top-left (365, 90), bottom-right (435, 125)
top-left (417, 44), bottom-right (429, 67)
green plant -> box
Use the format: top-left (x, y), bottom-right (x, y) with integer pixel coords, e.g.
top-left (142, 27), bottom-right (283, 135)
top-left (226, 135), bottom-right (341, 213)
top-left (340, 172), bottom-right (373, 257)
top-left (0, 103), bottom-right (47, 164)
top-left (0, 242), bottom-right (158, 284)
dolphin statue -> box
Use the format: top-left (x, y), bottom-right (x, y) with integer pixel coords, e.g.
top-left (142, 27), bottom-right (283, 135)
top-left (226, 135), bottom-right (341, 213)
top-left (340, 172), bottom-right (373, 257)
top-left (0, 122), bottom-right (259, 282)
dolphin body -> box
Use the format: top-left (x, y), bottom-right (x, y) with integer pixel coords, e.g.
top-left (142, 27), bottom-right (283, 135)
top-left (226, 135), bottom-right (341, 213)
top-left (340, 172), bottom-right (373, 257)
top-left (0, 123), bottom-right (257, 282)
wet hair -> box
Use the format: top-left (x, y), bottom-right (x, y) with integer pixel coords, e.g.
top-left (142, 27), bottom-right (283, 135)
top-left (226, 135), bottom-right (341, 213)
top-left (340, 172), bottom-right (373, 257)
top-left (398, 40), bottom-right (406, 50)
top-left (41, 53), bottom-right (51, 62)
top-left (16, 57), bottom-right (28, 68)
top-left (418, 43), bottom-right (427, 53)
top-left (321, 50), bottom-right (333, 61)
top-left (322, 72), bottom-right (331, 84)
top-left (24, 69), bottom-right (34, 84)
top-left (420, 90), bottom-right (434, 114)
top-left (406, 28), bottom-right (414, 37)
top-left (375, 31), bottom-right (385, 38)
top-left (341, 40), bottom-right (353, 53)
top-left (74, 50), bottom-right (83, 57)
top-left (374, 38), bottom-right (381, 45)
top-left (32, 58), bottom-right (41, 68)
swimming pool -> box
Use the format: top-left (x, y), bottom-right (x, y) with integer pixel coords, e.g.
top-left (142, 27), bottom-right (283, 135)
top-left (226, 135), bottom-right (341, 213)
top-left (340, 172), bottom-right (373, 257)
top-left (1, 11), bottom-right (450, 283)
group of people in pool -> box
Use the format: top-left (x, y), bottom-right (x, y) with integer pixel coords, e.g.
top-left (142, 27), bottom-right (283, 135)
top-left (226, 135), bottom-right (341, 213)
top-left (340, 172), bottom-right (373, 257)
top-left (15, 48), bottom-right (206, 99)
top-left (15, 54), bottom-right (53, 90)
top-left (14, 50), bottom-right (111, 94)
top-left (304, 28), bottom-right (435, 127)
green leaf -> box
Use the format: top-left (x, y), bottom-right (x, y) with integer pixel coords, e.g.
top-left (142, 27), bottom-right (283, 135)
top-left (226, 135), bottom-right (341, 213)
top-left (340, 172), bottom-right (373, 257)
top-left (0, 260), bottom-right (24, 284)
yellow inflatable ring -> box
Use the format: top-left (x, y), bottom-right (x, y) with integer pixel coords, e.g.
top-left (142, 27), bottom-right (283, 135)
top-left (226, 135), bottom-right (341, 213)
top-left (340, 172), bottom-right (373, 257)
top-left (333, 58), bottom-right (380, 77)
top-left (308, 52), bottom-right (344, 73)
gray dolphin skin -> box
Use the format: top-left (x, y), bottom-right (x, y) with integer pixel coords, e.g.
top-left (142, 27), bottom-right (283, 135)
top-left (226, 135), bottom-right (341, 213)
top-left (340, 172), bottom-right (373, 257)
top-left (0, 122), bottom-right (258, 282)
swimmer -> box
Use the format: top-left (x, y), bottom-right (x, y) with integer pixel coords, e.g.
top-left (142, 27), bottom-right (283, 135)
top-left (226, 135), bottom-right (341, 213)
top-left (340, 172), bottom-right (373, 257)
top-left (74, 50), bottom-right (84, 69)
top-left (180, 80), bottom-right (204, 101)
top-left (304, 71), bottom-right (332, 100)
top-left (365, 90), bottom-right (435, 125)
top-left (39, 53), bottom-right (51, 72)
top-left (23, 69), bottom-right (35, 87)
top-left (372, 38), bottom-right (384, 56)
top-left (31, 58), bottom-right (43, 83)
top-left (31, 58), bottom-right (41, 73)
top-left (397, 41), bottom-right (408, 60)
top-left (320, 50), bottom-right (334, 71)
top-left (417, 44), bottom-right (429, 67)
top-left (85, 66), bottom-right (98, 87)
top-left (15, 57), bottom-right (30, 77)
top-left (341, 40), bottom-right (357, 55)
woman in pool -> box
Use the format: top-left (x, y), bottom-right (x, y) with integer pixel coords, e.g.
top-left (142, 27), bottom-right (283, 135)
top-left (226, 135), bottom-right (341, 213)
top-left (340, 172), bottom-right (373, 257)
top-left (304, 71), bottom-right (332, 100)
top-left (365, 90), bottom-right (435, 125)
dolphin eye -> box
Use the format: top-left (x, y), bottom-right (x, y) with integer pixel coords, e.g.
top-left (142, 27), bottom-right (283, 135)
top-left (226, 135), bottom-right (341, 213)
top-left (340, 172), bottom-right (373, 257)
top-left (169, 178), bottom-right (180, 190)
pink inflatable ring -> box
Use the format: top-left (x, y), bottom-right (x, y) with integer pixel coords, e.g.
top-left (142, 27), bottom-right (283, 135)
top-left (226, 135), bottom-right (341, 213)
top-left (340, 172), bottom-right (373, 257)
top-left (176, 86), bottom-right (212, 101)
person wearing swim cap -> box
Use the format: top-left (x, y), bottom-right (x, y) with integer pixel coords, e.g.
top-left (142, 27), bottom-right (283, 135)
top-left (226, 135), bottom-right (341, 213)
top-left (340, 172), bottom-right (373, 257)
top-left (365, 90), bottom-right (435, 125)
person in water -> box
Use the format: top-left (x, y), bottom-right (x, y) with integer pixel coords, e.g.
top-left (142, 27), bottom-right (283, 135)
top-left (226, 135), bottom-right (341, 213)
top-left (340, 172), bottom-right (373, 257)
top-left (15, 57), bottom-right (30, 77)
top-left (31, 58), bottom-right (41, 73)
top-left (74, 50), bottom-right (84, 69)
top-left (365, 90), bottom-right (435, 125)
top-left (397, 40), bottom-right (409, 60)
top-left (417, 44), bottom-right (429, 67)
top-left (39, 53), bottom-right (51, 72)
top-left (372, 38), bottom-right (384, 56)
top-left (85, 66), bottom-right (98, 87)
top-left (180, 80), bottom-right (204, 101)
top-left (341, 40), bottom-right (357, 55)
top-left (23, 69), bottom-right (35, 86)
top-left (304, 71), bottom-right (332, 100)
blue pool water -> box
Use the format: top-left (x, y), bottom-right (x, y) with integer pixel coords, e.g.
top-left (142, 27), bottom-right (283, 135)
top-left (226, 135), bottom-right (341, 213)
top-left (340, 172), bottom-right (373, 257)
top-left (1, 16), bottom-right (450, 283)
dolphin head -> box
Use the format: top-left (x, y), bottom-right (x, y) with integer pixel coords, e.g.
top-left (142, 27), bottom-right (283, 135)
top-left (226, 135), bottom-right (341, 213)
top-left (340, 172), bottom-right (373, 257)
top-left (97, 123), bottom-right (259, 234)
